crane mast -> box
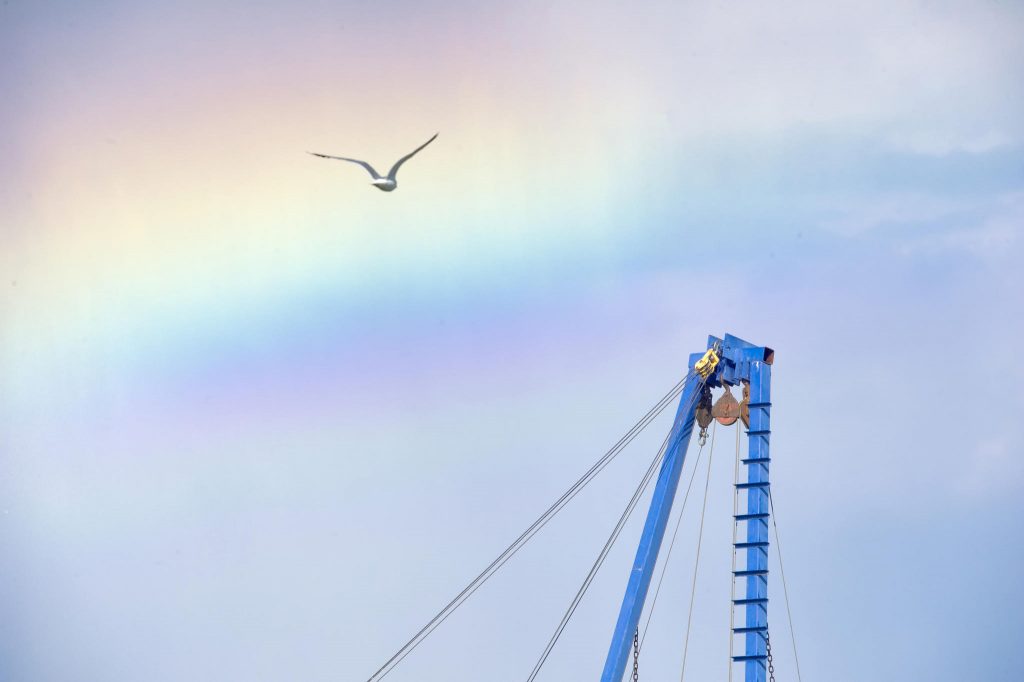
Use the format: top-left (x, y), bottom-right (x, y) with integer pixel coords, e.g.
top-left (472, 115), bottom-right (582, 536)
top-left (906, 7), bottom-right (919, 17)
top-left (601, 334), bottom-right (774, 682)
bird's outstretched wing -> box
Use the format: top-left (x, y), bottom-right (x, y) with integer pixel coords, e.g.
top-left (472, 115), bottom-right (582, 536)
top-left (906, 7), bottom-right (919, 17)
top-left (386, 133), bottom-right (439, 180)
top-left (308, 152), bottom-right (382, 179)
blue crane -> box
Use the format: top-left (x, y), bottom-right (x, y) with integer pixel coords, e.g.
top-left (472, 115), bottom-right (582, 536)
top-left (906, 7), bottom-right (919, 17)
top-left (362, 332), bottom-right (789, 682)
top-left (600, 333), bottom-right (774, 682)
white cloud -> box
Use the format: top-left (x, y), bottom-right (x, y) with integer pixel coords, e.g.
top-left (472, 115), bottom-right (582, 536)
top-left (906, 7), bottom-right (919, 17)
top-left (886, 130), bottom-right (1017, 157)
top-left (810, 190), bottom-right (1023, 264)
top-left (520, 0), bottom-right (1024, 146)
top-left (956, 433), bottom-right (1024, 500)
top-left (818, 192), bottom-right (976, 236)
top-left (895, 191), bottom-right (1023, 256)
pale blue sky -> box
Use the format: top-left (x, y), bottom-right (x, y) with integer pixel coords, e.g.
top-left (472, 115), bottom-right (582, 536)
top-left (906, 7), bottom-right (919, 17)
top-left (1, 1), bottom-right (1022, 680)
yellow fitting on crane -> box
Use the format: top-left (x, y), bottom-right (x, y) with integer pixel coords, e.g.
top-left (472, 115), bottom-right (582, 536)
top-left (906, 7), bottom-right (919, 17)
top-left (694, 348), bottom-right (720, 378)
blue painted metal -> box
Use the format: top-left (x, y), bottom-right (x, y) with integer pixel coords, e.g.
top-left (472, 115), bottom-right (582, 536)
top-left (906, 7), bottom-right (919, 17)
top-left (598, 361), bottom-right (704, 682)
top-left (734, 342), bottom-right (772, 682)
top-left (736, 481), bottom-right (770, 489)
top-left (600, 334), bottom-right (773, 682)
top-left (732, 626), bottom-right (767, 633)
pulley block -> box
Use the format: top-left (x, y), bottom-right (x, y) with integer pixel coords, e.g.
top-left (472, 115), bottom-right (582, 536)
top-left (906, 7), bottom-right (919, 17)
top-left (711, 383), bottom-right (740, 426)
top-left (739, 382), bottom-right (750, 429)
top-left (695, 385), bottom-right (713, 430)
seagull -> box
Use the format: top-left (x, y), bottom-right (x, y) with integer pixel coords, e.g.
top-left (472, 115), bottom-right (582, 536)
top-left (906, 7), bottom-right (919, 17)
top-left (308, 132), bottom-right (438, 192)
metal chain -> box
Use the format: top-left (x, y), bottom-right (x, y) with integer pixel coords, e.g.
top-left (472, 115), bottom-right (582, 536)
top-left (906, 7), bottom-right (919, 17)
top-left (633, 628), bottom-right (639, 682)
top-left (765, 630), bottom-right (775, 682)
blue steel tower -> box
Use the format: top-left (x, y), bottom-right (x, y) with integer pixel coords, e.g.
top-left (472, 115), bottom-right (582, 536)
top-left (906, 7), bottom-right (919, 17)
top-left (599, 334), bottom-right (773, 682)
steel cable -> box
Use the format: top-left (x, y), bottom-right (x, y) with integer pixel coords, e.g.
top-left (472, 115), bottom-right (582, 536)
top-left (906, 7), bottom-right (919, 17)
top-left (768, 490), bottom-right (803, 682)
top-left (638, 437), bottom-right (707, 649)
top-left (524, 431), bottom-right (671, 682)
top-left (363, 371), bottom-right (696, 682)
top-left (679, 421), bottom-right (717, 681)
top-left (524, 376), bottom-right (707, 681)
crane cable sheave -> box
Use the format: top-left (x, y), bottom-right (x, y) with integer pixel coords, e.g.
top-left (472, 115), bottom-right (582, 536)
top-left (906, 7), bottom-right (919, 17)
top-left (694, 346), bottom-right (720, 378)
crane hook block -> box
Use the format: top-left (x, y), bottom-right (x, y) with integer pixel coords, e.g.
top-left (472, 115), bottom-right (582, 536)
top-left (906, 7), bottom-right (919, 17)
top-left (694, 348), bottom-right (720, 378)
top-left (739, 382), bottom-right (750, 429)
top-left (712, 384), bottom-right (741, 426)
top-left (696, 386), bottom-right (714, 430)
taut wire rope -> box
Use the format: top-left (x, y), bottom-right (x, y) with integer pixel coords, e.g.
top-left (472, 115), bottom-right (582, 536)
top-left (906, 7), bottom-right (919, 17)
top-left (638, 437), bottom-right (707, 649)
top-left (525, 375), bottom-right (709, 681)
top-left (364, 371), bottom-right (698, 682)
top-left (524, 432), bottom-right (669, 681)
top-left (678, 420), bottom-right (717, 681)
top-left (769, 489), bottom-right (803, 682)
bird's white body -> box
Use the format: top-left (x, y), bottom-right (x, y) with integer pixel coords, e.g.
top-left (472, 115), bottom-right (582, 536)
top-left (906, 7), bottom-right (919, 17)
top-left (309, 133), bottom-right (438, 193)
